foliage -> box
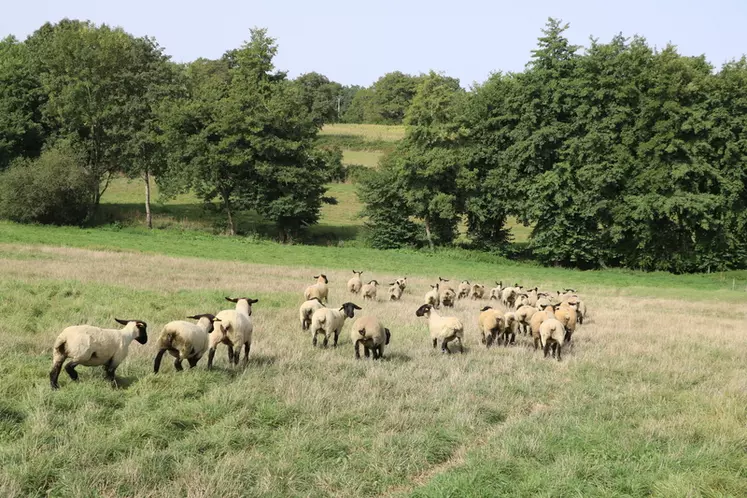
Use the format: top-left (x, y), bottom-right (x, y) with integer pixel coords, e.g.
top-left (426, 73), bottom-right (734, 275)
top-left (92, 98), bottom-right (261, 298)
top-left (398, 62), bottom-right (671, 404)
top-left (0, 143), bottom-right (94, 224)
top-left (293, 71), bottom-right (343, 126)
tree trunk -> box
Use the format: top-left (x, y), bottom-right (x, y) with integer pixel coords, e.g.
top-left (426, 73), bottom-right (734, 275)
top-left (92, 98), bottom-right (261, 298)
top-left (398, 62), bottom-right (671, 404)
top-left (225, 199), bottom-right (235, 236)
top-left (144, 169), bottom-right (152, 229)
top-left (424, 218), bottom-right (435, 251)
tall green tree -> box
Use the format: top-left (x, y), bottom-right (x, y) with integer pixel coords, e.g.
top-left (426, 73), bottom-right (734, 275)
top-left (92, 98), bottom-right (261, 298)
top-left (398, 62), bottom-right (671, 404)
top-left (294, 72), bottom-right (342, 126)
top-left (368, 71), bottom-right (423, 124)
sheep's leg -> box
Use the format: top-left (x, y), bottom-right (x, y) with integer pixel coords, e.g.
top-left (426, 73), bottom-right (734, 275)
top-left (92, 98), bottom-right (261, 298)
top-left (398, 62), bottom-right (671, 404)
top-left (226, 345), bottom-right (234, 365)
top-left (457, 337), bottom-right (464, 354)
top-left (64, 362), bottom-right (80, 381)
top-left (153, 349), bottom-right (168, 373)
top-left (104, 360), bottom-right (117, 387)
top-left (509, 332), bottom-right (516, 346)
top-left (187, 357), bottom-right (199, 368)
top-left (49, 361), bottom-right (64, 389)
top-left (556, 344), bottom-right (562, 362)
top-left (375, 346), bottom-right (384, 359)
top-left (543, 341), bottom-right (551, 358)
top-left (322, 335), bottom-right (329, 348)
top-left (333, 330), bottom-right (340, 347)
top-left (441, 338), bottom-right (451, 354)
top-left (243, 343), bottom-right (251, 364)
top-left (372, 346), bottom-right (380, 360)
top-left (355, 341), bottom-right (361, 359)
top-left (207, 348), bottom-right (216, 370)
top-left (432, 338), bottom-right (438, 349)
top-left (364, 346), bottom-right (371, 358)
top-left (312, 331), bottom-right (318, 347)
top-left (173, 357), bottom-right (183, 371)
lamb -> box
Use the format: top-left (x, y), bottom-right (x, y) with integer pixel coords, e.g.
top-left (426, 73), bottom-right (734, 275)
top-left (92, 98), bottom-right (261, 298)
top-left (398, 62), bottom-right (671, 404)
top-left (539, 317), bottom-right (567, 361)
top-left (489, 281), bottom-right (504, 300)
top-left (310, 302), bottom-right (362, 347)
top-left (478, 306), bottom-right (504, 347)
top-left (49, 318), bottom-right (148, 389)
top-left (556, 302), bottom-right (578, 344)
top-left (424, 284), bottom-right (440, 308)
top-left (515, 305), bottom-right (539, 335)
top-left (500, 287), bottom-right (516, 309)
top-left (395, 277), bottom-right (408, 292)
top-left (575, 299), bottom-right (587, 324)
top-left (457, 280), bottom-right (471, 300)
top-left (347, 270), bottom-right (364, 294)
top-left (350, 316), bottom-right (391, 359)
top-left (530, 305), bottom-right (556, 350)
top-left (207, 297), bottom-right (258, 369)
top-left (502, 311), bottom-right (519, 346)
top-left (304, 274), bottom-right (329, 304)
top-left (154, 314), bottom-right (218, 373)
top-left (388, 282), bottom-right (403, 301)
top-left (440, 287), bottom-right (457, 308)
top-left (299, 297), bottom-right (325, 331)
top-left (361, 280), bottom-right (379, 301)
top-left (470, 284), bottom-right (485, 300)
top-left (515, 292), bottom-right (530, 308)
top-left (415, 304), bottom-right (464, 354)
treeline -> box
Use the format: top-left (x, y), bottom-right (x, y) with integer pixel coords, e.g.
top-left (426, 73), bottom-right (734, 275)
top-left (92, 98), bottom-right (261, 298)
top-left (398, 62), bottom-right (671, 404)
top-left (360, 20), bottom-right (747, 273)
top-left (0, 20), bottom-right (343, 238)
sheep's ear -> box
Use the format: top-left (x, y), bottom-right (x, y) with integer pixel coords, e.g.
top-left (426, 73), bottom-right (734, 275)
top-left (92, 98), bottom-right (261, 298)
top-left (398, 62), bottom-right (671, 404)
top-left (225, 297), bottom-right (238, 303)
top-left (313, 275), bottom-right (319, 279)
top-left (388, 282), bottom-right (395, 286)
top-left (247, 298), bottom-right (259, 304)
top-left (353, 304), bottom-right (362, 310)
top-left (481, 306), bottom-right (492, 311)
top-left (114, 318), bottom-right (129, 326)
top-left (186, 314), bottom-right (199, 320)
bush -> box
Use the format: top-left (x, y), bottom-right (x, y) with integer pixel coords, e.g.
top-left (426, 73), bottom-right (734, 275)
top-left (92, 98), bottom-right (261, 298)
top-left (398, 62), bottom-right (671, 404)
top-left (0, 145), bottom-right (95, 225)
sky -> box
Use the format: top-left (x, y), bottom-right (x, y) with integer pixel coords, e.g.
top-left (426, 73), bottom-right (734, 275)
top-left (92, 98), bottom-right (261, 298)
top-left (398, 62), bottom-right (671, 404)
top-left (3, 0), bottom-right (746, 88)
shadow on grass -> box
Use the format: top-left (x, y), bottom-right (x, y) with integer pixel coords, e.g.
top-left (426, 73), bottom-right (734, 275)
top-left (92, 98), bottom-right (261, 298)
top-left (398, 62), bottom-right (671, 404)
top-left (382, 352), bottom-right (412, 363)
top-left (113, 375), bottom-right (140, 390)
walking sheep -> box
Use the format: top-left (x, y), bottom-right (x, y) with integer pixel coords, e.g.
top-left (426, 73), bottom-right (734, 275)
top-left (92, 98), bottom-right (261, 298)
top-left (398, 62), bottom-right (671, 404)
top-left (350, 316), bottom-right (391, 359)
top-left (299, 297), bottom-right (325, 331)
top-left (304, 274), bottom-right (329, 304)
top-left (154, 314), bottom-right (219, 373)
top-left (347, 270), bottom-right (364, 294)
top-left (361, 280), bottom-right (379, 301)
top-left (415, 304), bottom-right (464, 354)
top-left (310, 302), bottom-right (362, 348)
top-left (207, 297), bottom-right (258, 369)
top-left (478, 306), bottom-right (504, 347)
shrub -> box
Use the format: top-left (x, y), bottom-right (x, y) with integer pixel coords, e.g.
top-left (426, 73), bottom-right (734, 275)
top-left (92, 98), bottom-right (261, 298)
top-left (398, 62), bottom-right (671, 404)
top-left (0, 145), bottom-right (95, 225)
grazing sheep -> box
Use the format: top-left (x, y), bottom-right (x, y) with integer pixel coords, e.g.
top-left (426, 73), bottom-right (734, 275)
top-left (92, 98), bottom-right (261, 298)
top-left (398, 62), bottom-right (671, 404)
top-left (415, 304), bottom-right (464, 354)
top-left (539, 317), bottom-right (566, 361)
top-left (208, 297), bottom-right (258, 369)
top-left (49, 318), bottom-right (148, 389)
top-left (440, 287), bottom-right (457, 308)
top-left (457, 280), bottom-right (471, 300)
top-left (471, 284), bottom-right (485, 300)
top-left (478, 306), bottom-right (504, 347)
top-left (350, 316), bottom-right (391, 359)
top-left (424, 284), bottom-right (440, 308)
top-left (304, 274), bottom-right (329, 304)
top-left (515, 305), bottom-right (539, 335)
top-left (361, 280), bottom-right (379, 301)
top-left (347, 270), bottom-right (364, 294)
top-left (154, 314), bottom-right (219, 373)
top-left (388, 282), bottom-right (404, 301)
top-left (502, 311), bottom-right (519, 346)
top-left (299, 297), bottom-right (325, 331)
top-left (310, 302), bottom-right (362, 348)
top-left (489, 281), bottom-right (504, 300)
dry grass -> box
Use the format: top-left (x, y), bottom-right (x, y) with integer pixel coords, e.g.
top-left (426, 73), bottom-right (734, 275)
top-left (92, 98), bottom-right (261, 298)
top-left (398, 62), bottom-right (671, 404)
top-left (320, 123), bottom-right (405, 142)
top-left (1, 244), bottom-right (746, 496)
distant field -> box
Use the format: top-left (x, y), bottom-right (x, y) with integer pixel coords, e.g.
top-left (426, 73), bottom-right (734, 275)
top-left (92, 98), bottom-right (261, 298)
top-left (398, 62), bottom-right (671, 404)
top-left (320, 123), bottom-right (405, 142)
top-left (342, 150), bottom-right (384, 168)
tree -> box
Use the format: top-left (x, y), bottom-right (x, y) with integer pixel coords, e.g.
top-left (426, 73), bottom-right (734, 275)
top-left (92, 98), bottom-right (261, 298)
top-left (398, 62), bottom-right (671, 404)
top-left (294, 72), bottom-right (342, 126)
top-left (368, 71), bottom-right (423, 124)
top-left (343, 87), bottom-right (373, 123)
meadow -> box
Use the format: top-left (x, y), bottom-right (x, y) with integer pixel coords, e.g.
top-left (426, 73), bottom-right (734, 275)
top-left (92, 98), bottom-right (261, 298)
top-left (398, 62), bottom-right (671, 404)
top-left (0, 123), bottom-right (746, 497)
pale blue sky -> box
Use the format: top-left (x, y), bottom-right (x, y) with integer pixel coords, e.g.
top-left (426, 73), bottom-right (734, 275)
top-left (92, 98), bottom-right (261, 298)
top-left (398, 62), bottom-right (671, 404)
top-left (3, 0), bottom-right (746, 87)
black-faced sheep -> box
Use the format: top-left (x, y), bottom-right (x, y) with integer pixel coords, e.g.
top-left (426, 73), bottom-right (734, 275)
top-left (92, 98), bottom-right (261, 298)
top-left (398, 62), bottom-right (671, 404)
top-left (299, 297), bottom-right (325, 331)
top-left (207, 297), bottom-right (257, 369)
top-left (471, 284), bottom-right (485, 300)
top-left (424, 284), bottom-right (440, 308)
top-left (154, 314), bottom-right (219, 373)
top-left (304, 274), bottom-right (329, 304)
top-left (361, 280), bottom-right (379, 301)
top-left (457, 280), bottom-right (471, 300)
top-left (478, 306), bottom-right (504, 347)
top-left (347, 270), bottom-right (364, 294)
top-left (350, 316), bottom-right (391, 359)
top-left (415, 304), bottom-right (464, 354)
top-left (310, 302), bottom-right (362, 348)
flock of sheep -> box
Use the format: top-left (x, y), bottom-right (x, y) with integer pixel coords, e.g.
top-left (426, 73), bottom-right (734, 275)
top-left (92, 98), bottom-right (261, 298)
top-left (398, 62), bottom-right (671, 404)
top-left (47, 271), bottom-right (587, 389)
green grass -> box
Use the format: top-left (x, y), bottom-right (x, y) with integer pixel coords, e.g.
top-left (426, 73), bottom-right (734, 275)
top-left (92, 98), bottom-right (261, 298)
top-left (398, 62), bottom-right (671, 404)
top-left (320, 123), bottom-right (406, 142)
top-left (0, 238), bottom-right (745, 496)
top-left (342, 150), bottom-right (384, 168)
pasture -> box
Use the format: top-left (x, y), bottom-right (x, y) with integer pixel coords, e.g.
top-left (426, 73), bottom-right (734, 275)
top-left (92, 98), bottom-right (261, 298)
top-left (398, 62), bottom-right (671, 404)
top-left (0, 224), bottom-right (746, 497)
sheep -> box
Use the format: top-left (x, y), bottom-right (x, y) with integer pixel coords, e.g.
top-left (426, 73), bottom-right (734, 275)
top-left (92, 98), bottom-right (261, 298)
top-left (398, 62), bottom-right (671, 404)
top-left (388, 282), bottom-right (404, 301)
top-left (415, 304), bottom-right (464, 354)
top-left (556, 302), bottom-right (578, 344)
top-left (489, 281), bottom-right (504, 300)
top-left (526, 287), bottom-right (539, 307)
top-left (515, 292), bottom-right (530, 308)
top-left (49, 318), bottom-right (148, 389)
top-left (539, 317), bottom-right (567, 361)
top-left (530, 305), bottom-right (557, 350)
top-left (440, 287), bottom-right (457, 308)
top-left (304, 274), bottom-right (329, 304)
top-left (457, 280), bottom-right (471, 300)
top-left (347, 270), bottom-right (364, 294)
top-left (154, 314), bottom-right (219, 373)
top-left (478, 306), bottom-right (504, 347)
top-left (536, 296), bottom-right (553, 310)
top-left (471, 284), bottom-right (486, 300)
top-left (350, 316), bottom-right (391, 359)
top-left (575, 299), bottom-right (587, 324)
top-left (361, 280), bottom-right (379, 301)
top-left (424, 283), bottom-right (440, 308)
top-left (395, 277), bottom-right (408, 292)
top-left (500, 287), bottom-right (516, 309)
top-left (207, 297), bottom-right (258, 369)
top-left (310, 302), bottom-right (362, 348)
top-left (299, 297), bottom-right (325, 331)
top-left (502, 311), bottom-right (519, 346)
top-left (515, 305), bottom-right (539, 335)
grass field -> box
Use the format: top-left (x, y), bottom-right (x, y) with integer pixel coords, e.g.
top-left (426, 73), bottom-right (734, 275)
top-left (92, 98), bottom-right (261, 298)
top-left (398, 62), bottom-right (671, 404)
top-left (320, 123), bottom-right (406, 142)
top-left (0, 227), bottom-right (746, 497)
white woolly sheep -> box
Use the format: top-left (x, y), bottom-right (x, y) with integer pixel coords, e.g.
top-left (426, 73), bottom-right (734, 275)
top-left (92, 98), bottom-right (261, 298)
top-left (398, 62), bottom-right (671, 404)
top-left (502, 311), bottom-right (519, 346)
top-left (526, 287), bottom-right (539, 307)
top-left (556, 302), bottom-right (578, 344)
top-left (489, 281), bottom-right (504, 300)
top-left (424, 283), bottom-right (441, 308)
top-left (49, 318), bottom-right (148, 389)
top-left (457, 280), bottom-right (471, 300)
top-left (395, 277), bottom-right (408, 292)
top-left (471, 284), bottom-right (486, 300)
top-left (478, 306), bottom-right (504, 347)
top-left (304, 274), bottom-right (329, 304)
top-left (515, 305), bottom-right (539, 335)
top-left (530, 305), bottom-right (556, 350)
top-left (415, 304), bottom-right (464, 354)
top-left (361, 280), bottom-right (379, 301)
top-left (350, 316), bottom-right (391, 359)
top-left (154, 314), bottom-right (219, 373)
top-left (539, 317), bottom-right (566, 361)
top-left (347, 270), bottom-right (364, 294)
top-left (440, 287), bottom-right (457, 308)
top-left (207, 297), bottom-right (258, 369)
top-left (310, 302), bottom-right (362, 348)
top-left (388, 282), bottom-right (403, 301)
top-left (299, 297), bottom-right (325, 331)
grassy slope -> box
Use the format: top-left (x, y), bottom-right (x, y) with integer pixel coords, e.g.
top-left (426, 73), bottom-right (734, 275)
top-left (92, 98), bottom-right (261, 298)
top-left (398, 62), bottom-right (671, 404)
top-left (0, 240), bottom-right (745, 497)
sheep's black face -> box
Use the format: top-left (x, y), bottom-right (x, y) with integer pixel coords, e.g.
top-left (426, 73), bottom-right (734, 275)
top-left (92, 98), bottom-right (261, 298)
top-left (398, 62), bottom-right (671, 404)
top-left (321, 274), bottom-right (328, 284)
top-left (340, 302), bottom-right (361, 319)
top-left (415, 304), bottom-right (431, 317)
top-left (135, 322), bottom-right (148, 344)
